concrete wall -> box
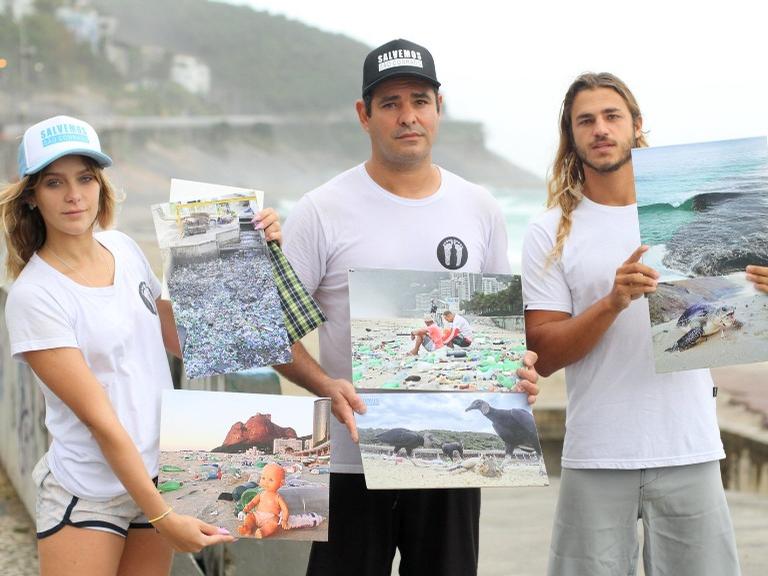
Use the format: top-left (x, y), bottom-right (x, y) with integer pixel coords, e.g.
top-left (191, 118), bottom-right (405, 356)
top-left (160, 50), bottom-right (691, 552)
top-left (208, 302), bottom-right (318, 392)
top-left (0, 288), bottom-right (49, 512)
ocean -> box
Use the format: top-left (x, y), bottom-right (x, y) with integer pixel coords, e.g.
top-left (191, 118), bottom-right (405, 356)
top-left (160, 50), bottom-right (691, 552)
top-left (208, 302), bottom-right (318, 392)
top-left (633, 137), bottom-right (768, 279)
top-left (492, 189), bottom-right (547, 271)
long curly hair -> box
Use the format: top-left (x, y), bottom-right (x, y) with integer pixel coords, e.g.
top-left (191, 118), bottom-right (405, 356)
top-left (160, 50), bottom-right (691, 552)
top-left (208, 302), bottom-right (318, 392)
top-left (547, 72), bottom-right (648, 263)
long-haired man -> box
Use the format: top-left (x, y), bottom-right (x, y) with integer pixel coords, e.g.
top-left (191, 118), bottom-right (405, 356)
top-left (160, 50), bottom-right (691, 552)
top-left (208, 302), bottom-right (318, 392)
top-left (522, 73), bottom-right (741, 576)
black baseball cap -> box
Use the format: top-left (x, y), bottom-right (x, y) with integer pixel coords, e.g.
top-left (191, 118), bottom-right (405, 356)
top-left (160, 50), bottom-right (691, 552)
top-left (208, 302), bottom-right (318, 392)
top-left (362, 38), bottom-right (440, 97)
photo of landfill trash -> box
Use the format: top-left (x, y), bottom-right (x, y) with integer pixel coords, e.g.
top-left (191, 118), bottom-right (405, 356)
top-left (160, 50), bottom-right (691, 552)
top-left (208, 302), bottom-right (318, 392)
top-left (633, 137), bottom-right (768, 373)
top-left (348, 268), bottom-right (527, 391)
top-left (152, 179), bottom-right (292, 380)
top-left (358, 392), bottom-right (548, 490)
top-left (159, 389), bottom-right (330, 541)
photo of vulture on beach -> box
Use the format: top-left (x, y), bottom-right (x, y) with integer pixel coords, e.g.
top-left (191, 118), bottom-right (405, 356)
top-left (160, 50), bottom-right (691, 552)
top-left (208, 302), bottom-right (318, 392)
top-left (358, 393), bottom-right (548, 489)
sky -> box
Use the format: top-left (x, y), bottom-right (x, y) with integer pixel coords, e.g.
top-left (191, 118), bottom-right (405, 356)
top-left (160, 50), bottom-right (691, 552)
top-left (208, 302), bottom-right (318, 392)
top-left (160, 389), bottom-right (321, 451)
top-left (358, 392), bottom-right (530, 431)
top-left (221, 0), bottom-right (768, 179)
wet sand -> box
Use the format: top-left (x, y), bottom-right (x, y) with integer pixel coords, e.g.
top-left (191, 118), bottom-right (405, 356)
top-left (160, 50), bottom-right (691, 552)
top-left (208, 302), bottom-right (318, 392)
top-left (652, 292), bottom-right (768, 373)
top-left (159, 450), bottom-right (329, 541)
top-left (352, 317), bottom-right (527, 392)
top-left (360, 453), bottom-right (549, 490)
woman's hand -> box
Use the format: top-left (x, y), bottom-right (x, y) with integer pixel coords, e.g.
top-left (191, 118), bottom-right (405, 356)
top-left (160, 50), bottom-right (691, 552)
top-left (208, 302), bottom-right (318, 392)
top-left (154, 512), bottom-right (235, 552)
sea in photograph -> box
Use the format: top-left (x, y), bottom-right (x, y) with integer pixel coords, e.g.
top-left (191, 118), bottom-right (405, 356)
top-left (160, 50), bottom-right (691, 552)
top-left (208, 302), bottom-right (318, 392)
top-left (633, 137), bottom-right (768, 280)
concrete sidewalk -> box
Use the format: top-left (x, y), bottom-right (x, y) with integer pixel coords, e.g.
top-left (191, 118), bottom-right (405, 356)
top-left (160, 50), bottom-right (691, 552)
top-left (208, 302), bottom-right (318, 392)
top-left (2, 466), bottom-right (766, 576)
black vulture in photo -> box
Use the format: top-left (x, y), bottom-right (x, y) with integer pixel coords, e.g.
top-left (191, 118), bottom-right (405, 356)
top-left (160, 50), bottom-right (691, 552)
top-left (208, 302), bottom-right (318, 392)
top-left (376, 428), bottom-right (434, 457)
top-left (465, 399), bottom-right (541, 456)
top-left (441, 442), bottom-right (464, 460)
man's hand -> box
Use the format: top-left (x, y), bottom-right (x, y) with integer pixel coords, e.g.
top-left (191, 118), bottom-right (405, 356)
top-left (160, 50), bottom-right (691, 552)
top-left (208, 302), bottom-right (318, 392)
top-left (746, 265), bottom-right (768, 293)
top-left (606, 245), bottom-right (659, 312)
top-left (514, 350), bottom-right (540, 405)
top-left (318, 377), bottom-right (366, 442)
top-left (252, 208), bottom-right (282, 244)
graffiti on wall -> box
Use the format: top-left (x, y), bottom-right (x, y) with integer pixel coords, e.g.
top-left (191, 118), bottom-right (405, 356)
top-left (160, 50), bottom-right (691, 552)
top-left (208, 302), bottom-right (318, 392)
top-left (14, 367), bottom-right (46, 476)
top-left (2, 287), bottom-right (48, 477)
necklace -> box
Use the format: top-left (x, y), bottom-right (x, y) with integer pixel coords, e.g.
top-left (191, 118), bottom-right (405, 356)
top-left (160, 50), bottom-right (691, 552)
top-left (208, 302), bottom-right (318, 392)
top-left (46, 244), bottom-right (111, 288)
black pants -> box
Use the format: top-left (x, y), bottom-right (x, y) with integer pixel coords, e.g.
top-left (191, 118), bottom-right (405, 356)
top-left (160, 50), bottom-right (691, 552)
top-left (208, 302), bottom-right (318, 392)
top-left (306, 473), bottom-right (480, 576)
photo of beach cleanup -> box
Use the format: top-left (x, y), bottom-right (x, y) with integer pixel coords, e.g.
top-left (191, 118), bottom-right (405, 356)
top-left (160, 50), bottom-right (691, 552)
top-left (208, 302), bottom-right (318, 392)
top-left (158, 390), bottom-right (330, 541)
top-left (358, 392), bottom-right (548, 490)
top-left (152, 179), bottom-right (291, 380)
top-left (348, 269), bottom-right (527, 391)
top-left (633, 137), bottom-right (768, 372)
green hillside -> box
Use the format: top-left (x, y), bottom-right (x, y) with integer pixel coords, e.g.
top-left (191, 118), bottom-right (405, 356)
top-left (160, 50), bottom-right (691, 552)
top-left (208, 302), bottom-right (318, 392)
top-left (1, 0), bottom-right (368, 115)
top-left (92, 0), bottom-right (368, 113)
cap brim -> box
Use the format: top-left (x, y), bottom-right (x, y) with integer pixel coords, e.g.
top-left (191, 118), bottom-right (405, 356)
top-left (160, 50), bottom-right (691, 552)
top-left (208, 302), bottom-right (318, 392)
top-left (23, 149), bottom-right (113, 176)
top-left (363, 71), bottom-right (441, 96)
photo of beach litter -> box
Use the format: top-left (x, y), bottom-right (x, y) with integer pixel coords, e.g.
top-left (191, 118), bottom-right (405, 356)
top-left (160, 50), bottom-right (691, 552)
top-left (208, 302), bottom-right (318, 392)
top-left (358, 392), bottom-right (548, 490)
top-left (633, 137), bottom-right (768, 373)
top-left (158, 389), bottom-right (330, 541)
top-left (152, 179), bottom-right (291, 380)
top-left (348, 268), bottom-right (526, 391)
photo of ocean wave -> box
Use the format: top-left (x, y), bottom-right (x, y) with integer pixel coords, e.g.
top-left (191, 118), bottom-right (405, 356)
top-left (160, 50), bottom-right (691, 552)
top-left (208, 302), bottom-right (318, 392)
top-left (634, 136), bottom-right (768, 279)
top-left (633, 136), bottom-right (768, 372)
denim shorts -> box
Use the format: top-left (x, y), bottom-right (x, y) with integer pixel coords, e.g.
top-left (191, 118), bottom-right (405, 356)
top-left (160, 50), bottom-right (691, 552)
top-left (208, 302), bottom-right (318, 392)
top-left (32, 455), bottom-right (154, 539)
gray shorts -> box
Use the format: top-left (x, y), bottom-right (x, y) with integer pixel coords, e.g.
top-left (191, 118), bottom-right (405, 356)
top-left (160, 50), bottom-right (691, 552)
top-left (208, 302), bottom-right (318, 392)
top-left (422, 334), bottom-right (437, 352)
top-left (32, 455), bottom-right (153, 539)
top-left (548, 461), bottom-right (740, 576)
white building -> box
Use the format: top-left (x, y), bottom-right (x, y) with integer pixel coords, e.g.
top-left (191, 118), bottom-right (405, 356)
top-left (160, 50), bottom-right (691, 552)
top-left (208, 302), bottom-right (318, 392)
top-left (55, 6), bottom-right (117, 54)
top-left (273, 438), bottom-right (303, 454)
top-left (482, 276), bottom-right (502, 294)
top-left (171, 54), bottom-right (211, 95)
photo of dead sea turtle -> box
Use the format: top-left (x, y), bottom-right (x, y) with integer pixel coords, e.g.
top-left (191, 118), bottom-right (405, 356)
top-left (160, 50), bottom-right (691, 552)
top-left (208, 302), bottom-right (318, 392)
top-left (665, 303), bottom-right (742, 352)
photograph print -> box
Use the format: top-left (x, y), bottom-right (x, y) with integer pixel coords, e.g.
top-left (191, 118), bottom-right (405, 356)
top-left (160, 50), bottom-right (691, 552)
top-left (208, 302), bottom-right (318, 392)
top-left (151, 179), bottom-right (291, 380)
top-left (358, 392), bottom-right (548, 490)
top-left (159, 389), bottom-right (330, 541)
top-left (633, 136), bottom-right (768, 372)
top-left (348, 268), bottom-right (527, 391)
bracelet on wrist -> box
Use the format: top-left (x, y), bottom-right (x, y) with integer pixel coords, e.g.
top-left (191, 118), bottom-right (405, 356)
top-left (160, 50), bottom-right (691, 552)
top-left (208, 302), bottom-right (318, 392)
top-left (148, 506), bottom-right (173, 524)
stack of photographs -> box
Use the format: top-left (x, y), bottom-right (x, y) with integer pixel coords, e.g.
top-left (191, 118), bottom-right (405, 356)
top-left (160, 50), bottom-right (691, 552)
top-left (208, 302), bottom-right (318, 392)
top-left (152, 179), bottom-right (292, 380)
top-left (633, 137), bottom-right (768, 373)
top-left (349, 268), bottom-right (548, 489)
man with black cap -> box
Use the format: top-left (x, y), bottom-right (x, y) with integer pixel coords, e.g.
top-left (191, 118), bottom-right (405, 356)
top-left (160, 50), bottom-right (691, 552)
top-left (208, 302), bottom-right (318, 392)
top-left (278, 39), bottom-right (540, 576)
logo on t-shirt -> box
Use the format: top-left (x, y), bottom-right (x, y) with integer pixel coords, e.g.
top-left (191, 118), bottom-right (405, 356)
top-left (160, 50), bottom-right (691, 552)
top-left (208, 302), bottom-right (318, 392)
top-left (437, 237), bottom-right (468, 270)
top-left (139, 281), bottom-right (157, 315)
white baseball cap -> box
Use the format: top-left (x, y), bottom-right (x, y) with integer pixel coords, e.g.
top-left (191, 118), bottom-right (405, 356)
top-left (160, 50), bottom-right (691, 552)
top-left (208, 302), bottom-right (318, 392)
top-left (17, 115), bottom-right (113, 178)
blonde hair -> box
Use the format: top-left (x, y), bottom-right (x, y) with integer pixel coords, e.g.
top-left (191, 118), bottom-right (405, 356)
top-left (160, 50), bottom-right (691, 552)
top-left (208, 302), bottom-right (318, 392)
top-left (547, 72), bottom-right (648, 263)
top-left (0, 156), bottom-right (118, 280)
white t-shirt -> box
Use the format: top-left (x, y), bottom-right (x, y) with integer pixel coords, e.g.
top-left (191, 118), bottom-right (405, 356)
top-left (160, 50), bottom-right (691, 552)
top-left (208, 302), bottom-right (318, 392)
top-left (522, 195), bottom-right (724, 469)
top-left (284, 163), bottom-right (511, 473)
top-left (5, 230), bottom-right (173, 499)
top-left (446, 313), bottom-right (473, 341)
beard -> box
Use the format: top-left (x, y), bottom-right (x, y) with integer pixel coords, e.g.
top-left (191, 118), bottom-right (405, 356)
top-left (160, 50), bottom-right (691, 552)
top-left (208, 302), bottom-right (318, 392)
top-left (576, 135), bottom-right (636, 174)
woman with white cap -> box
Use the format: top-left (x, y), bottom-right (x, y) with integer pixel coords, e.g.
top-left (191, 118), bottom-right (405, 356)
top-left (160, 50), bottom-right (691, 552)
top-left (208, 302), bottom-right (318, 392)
top-left (0, 116), bottom-right (279, 575)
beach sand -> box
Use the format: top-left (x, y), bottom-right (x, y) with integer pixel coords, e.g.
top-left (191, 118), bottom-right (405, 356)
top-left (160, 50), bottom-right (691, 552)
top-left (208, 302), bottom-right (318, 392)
top-left (360, 453), bottom-right (548, 490)
top-left (652, 292), bottom-right (768, 373)
top-left (159, 450), bottom-right (329, 541)
top-left (352, 317), bottom-right (527, 392)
